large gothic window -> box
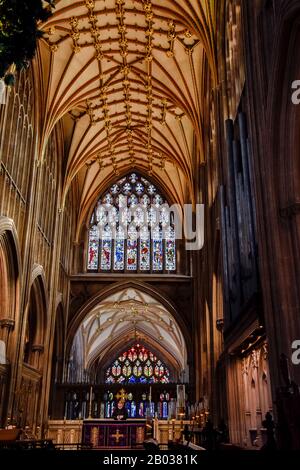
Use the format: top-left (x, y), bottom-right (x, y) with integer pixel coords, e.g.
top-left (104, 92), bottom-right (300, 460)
top-left (105, 344), bottom-right (170, 384)
top-left (87, 173), bottom-right (176, 273)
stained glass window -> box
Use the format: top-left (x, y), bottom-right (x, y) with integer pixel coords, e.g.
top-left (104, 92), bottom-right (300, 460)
top-left (100, 226), bottom-right (112, 271)
top-left (127, 226), bottom-right (138, 270)
top-left (88, 225), bottom-right (99, 270)
top-left (105, 344), bottom-right (170, 384)
top-left (87, 174), bottom-right (176, 272)
top-left (152, 227), bottom-right (163, 271)
top-left (165, 227), bottom-right (176, 271)
top-left (114, 228), bottom-right (125, 270)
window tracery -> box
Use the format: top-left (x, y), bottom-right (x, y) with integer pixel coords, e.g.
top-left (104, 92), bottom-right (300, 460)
top-left (87, 173), bottom-right (176, 273)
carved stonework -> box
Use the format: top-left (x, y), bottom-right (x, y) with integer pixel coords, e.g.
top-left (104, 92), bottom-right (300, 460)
top-left (262, 342), bottom-right (268, 360)
top-left (242, 357), bottom-right (248, 376)
top-left (251, 350), bottom-right (259, 369)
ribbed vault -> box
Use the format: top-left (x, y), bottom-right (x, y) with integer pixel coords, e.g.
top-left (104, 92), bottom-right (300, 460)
top-left (37, 0), bottom-right (217, 212)
top-left (69, 287), bottom-right (188, 382)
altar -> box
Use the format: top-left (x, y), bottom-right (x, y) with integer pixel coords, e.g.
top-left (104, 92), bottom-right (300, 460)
top-left (82, 419), bottom-right (146, 449)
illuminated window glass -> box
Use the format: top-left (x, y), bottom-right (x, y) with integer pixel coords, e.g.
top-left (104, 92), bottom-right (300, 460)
top-left (105, 344), bottom-right (170, 384)
top-left (165, 227), bottom-right (176, 271)
top-left (100, 226), bottom-right (112, 271)
top-left (88, 225), bottom-right (99, 270)
top-left (114, 228), bottom-right (125, 270)
top-left (152, 227), bottom-right (163, 271)
top-left (87, 174), bottom-right (176, 272)
top-left (127, 226), bottom-right (138, 271)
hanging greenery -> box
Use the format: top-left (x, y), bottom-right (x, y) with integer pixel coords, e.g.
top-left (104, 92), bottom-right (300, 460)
top-left (0, 0), bottom-right (55, 84)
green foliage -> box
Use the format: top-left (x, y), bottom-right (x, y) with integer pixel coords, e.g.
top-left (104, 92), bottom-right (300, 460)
top-left (0, 0), bottom-right (55, 79)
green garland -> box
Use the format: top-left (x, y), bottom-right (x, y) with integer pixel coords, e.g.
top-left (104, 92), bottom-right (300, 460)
top-left (0, 0), bottom-right (55, 84)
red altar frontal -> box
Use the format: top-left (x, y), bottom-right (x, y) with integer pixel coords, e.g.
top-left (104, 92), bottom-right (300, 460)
top-left (82, 419), bottom-right (146, 449)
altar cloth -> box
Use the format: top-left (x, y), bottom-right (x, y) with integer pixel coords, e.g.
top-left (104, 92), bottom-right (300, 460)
top-left (82, 419), bottom-right (146, 449)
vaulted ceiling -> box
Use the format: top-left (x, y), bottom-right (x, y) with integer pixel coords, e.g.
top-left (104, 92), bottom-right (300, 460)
top-left (69, 288), bottom-right (187, 376)
top-left (38, 0), bottom-right (217, 213)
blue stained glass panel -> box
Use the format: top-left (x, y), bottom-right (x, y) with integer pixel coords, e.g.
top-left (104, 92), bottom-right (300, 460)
top-left (131, 402), bottom-right (137, 418)
top-left (162, 402), bottom-right (168, 419)
top-left (114, 229), bottom-right (125, 270)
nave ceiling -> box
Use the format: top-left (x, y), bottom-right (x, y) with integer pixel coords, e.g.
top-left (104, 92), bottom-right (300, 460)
top-left (37, 0), bottom-right (217, 215)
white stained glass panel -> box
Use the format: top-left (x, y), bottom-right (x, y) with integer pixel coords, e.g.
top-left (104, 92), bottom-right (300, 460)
top-left (147, 207), bottom-right (157, 227)
top-left (160, 205), bottom-right (170, 227)
top-left (103, 194), bottom-right (113, 206)
top-left (134, 207), bottom-right (145, 227)
top-left (122, 182), bottom-right (132, 195)
top-left (153, 194), bottom-right (163, 207)
top-left (135, 182), bottom-right (144, 195)
top-left (140, 194), bottom-right (150, 207)
top-left (108, 206), bottom-right (119, 225)
top-left (96, 204), bottom-right (107, 226)
top-left (129, 194), bottom-right (138, 207)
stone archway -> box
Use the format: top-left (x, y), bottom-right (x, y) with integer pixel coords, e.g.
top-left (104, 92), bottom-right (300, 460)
top-left (16, 270), bottom-right (47, 434)
top-left (67, 286), bottom-right (189, 385)
top-left (0, 217), bottom-right (21, 426)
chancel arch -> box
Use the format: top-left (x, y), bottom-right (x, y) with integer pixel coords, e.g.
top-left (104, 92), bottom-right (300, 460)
top-left (68, 287), bottom-right (188, 382)
top-left (53, 286), bottom-right (190, 421)
top-left (66, 280), bottom-right (191, 358)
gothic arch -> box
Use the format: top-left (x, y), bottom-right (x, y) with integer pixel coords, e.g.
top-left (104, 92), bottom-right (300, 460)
top-left (67, 280), bottom-right (191, 360)
top-left (77, 167), bottom-right (184, 242)
top-left (23, 268), bottom-right (48, 369)
top-left (0, 217), bottom-right (22, 360)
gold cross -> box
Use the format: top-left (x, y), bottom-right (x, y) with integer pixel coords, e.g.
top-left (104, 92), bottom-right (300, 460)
top-left (111, 428), bottom-right (124, 444)
top-left (116, 388), bottom-right (127, 401)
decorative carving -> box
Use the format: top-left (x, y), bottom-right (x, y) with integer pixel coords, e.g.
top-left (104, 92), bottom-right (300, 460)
top-left (241, 357), bottom-right (248, 376)
top-left (251, 349), bottom-right (259, 369)
top-left (69, 17), bottom-right (81, 53)
top-left (160, 98), bottom-right (167, 125)
top-left (167, 20), bottom-right (176, 57)
top-left (143, 1), bottom-right (154, 174)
